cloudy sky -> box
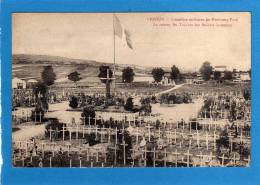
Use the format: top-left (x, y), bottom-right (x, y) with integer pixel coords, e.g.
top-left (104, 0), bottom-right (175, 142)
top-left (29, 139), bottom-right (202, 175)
top-left (12, 12), bottom-right (251, 71)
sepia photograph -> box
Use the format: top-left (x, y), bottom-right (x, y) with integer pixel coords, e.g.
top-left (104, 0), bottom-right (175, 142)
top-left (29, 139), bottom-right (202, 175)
top-left (11, 12), bottom-right (251, 168)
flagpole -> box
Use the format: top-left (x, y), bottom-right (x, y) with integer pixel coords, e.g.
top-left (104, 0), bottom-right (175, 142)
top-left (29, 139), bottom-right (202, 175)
top-left (113, 14), bottom-right (116, 95)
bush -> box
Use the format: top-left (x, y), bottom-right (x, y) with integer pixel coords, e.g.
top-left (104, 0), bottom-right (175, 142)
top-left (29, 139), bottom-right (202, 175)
top-left (87, 133), bottom-right (100, 146)
top-left (160, 93), bottom-right (192, 104)
top-left (69, 96), bottom-right (78, 109)
top-left (81, 106), bottom-right (96, 125)
top-left (45, 118), bottom-right (66, 139)
top-left (31, 106), bottom-right (45, 122)
top-left (216, 130), bottom-right (230, 158)
top-left (124, 97), bottom-right (134, 111)
top-left (190, 119), bottom-right (202, 130)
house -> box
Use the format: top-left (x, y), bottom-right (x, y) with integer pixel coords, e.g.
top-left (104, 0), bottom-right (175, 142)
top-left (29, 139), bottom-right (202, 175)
top-left (193, 73), bottom-right (204, 84)
top-left (12, 77), bottom-right (26, 89)
top-left (183, 73), bottom-right (196, 84)
top-left (240, 72), bottom-right (250, 82)
top-left (133, 76), bottom-right (154, 84)
top-left (232, 69), bottom-right (250, 83)
top-left (26, 79), bottom-right (38, 88)
top-left (214, 65), bottom-right (227, 78)
top-left (160, 72), bottom-right (175, 86)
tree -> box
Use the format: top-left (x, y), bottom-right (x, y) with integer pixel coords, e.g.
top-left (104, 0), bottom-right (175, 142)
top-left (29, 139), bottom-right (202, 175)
top-left (122, 67), bottom-right (135, 83)
top-left (32, 82), bottom-right (49, 111)
top-left (152, 68), bottom-right (165, 83)
top-left (199, 61), bottom-right (213, 81)
top-left (33, 82), bottom-right (48, 99)
top-left (98, 65), bottom-right (113, 98)
top-left (224, 71), bottom-right (233, 80)
top-left (170, 65), bottom-right (180, 80)
top-left (68, 71), bottom-right (82, 87)
top-left (41, 65), bottom-right (56, 86)
top-left (213, 71), bottom-right (221, 81)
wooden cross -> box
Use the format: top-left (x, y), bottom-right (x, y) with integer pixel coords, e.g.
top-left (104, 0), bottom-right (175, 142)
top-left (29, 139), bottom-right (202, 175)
top-left (51, 141), bottom-right (56, 157)
top-left (244, 155), bottom-right (250, 167)
top-left (196, 131), bottom-right (200, 148)
top-left (100, 125), bottom-right (106, 143)
top-left (69, 130), bottom-right (72, 142)
top-left (88, 116), bottom-right (91, 126)
top-left (183, 150), bottom-right (192, 167)
top-left (153, 147), bottom-right (156, 167)
top-left (163, 148), bottom-right (168, 167)
top-left (172, 149), bottom-right (180, 167)
top-left (231, 153), bottom-right (240, 166)
top-left (174, 129), bottom-right (177, 144)
top-left (206, 132), bottom-right (209, 150)
top-left (62, 125), bottom-right (65, 141)
top-left (121, 140), bottom-right (128, 165)
top-left (70, 158), bottom-right (72, 168)
top-left (49, 156), bottom-right (52, 168)
top-left (108, 126), bottom-right (111, 143)
top-left (219, 154), bottom-right (229, 167)
top-left (189, 121), bottom-right (192, 133)
top-left (67, 143), bottom-right (71, 157)
top-left (196, 151), bottom-right (204, 167)
top-left (39, 141), bottom-right (45, 157)
top-left (143, 146), bottom-right (147, 167)
top-left (146, 124), bottom-right (152, 142)
top-left (238, 131), bottom-right (244, 144)
top-left (49, 127), bottom-right (53, 141)
top-left (213, 131), bottom-right (217, 151)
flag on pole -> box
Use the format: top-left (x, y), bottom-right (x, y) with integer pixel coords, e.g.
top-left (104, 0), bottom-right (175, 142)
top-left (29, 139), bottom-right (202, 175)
top-left (124, 29), bottom-right (133, 49)
top-left (114, 14), bottom-right (123, 38)
top-left (114, 14), bottom-right (133, 49)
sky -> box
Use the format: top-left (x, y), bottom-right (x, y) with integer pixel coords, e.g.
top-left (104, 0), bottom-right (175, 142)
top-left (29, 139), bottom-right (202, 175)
top-left (12, 12), bottom-right (251, 71)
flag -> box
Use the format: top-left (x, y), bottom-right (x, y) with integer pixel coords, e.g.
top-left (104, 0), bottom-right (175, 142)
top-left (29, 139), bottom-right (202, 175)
top-left (114, 14), bottom-right (133, 49)
top-left (114, 14), bottom-right (123, 38)
top-left (124, 29), bottom-right (133, 49)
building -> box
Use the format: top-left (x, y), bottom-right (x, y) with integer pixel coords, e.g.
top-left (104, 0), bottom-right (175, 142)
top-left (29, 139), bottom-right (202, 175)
top-left (214, 65), bottom-right (227, 78)
top-left (193, 73), bottom-right (204, 84)
top-left (12, 77), bottom-right (26, 89)
top-left (232, 69), bottom-right (251, 83)
top-left (160, 72), bottom-right (175, 86)
top-left (240, 72), bottom-right (251, 82)
top-left (26, 79), bottom-right (38, 88)
top-left (133, 76), bottom-right (154, 84)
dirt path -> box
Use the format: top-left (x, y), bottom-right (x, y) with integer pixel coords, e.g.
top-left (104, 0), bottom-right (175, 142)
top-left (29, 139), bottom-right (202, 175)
top-left (12, 123), bottom-right (46, 141)
top-left (154, 83), bottom-right (185, 96)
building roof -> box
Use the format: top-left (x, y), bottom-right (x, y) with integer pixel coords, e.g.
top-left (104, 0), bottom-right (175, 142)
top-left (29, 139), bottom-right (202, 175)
top-left (27, 79), bottom-right (38, 83)
top-left (214, 66), bottom-right (227, 72)
top-left (12, 77), bottom-right (26, 83)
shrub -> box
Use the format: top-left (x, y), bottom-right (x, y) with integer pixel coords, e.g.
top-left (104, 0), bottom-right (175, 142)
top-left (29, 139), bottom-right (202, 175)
top-left (69, 96), bottom-right (78, 109)
top-left (31, 106), bottom-right (45, 122)
top-left (87, 133), bottom-right (100, 146)
top-left (124, 97), bottom-right (134, 111)
top-left (81, 106), bottom-right (96, 125)
top-left (45, 118), bottom-right (66, 139)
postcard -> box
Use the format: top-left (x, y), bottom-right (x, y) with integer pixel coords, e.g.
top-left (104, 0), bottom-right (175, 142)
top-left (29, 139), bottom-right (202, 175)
top-left (11, 12), bottom-right (251, 168)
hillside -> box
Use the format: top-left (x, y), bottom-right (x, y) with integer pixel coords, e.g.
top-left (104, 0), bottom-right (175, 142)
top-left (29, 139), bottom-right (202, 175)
top-left (12, 54), bottom-right (153, 84)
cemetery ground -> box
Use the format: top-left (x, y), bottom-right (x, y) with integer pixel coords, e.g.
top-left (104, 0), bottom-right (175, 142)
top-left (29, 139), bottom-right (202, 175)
top-left (12, 82), bottom-right (251, 168)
